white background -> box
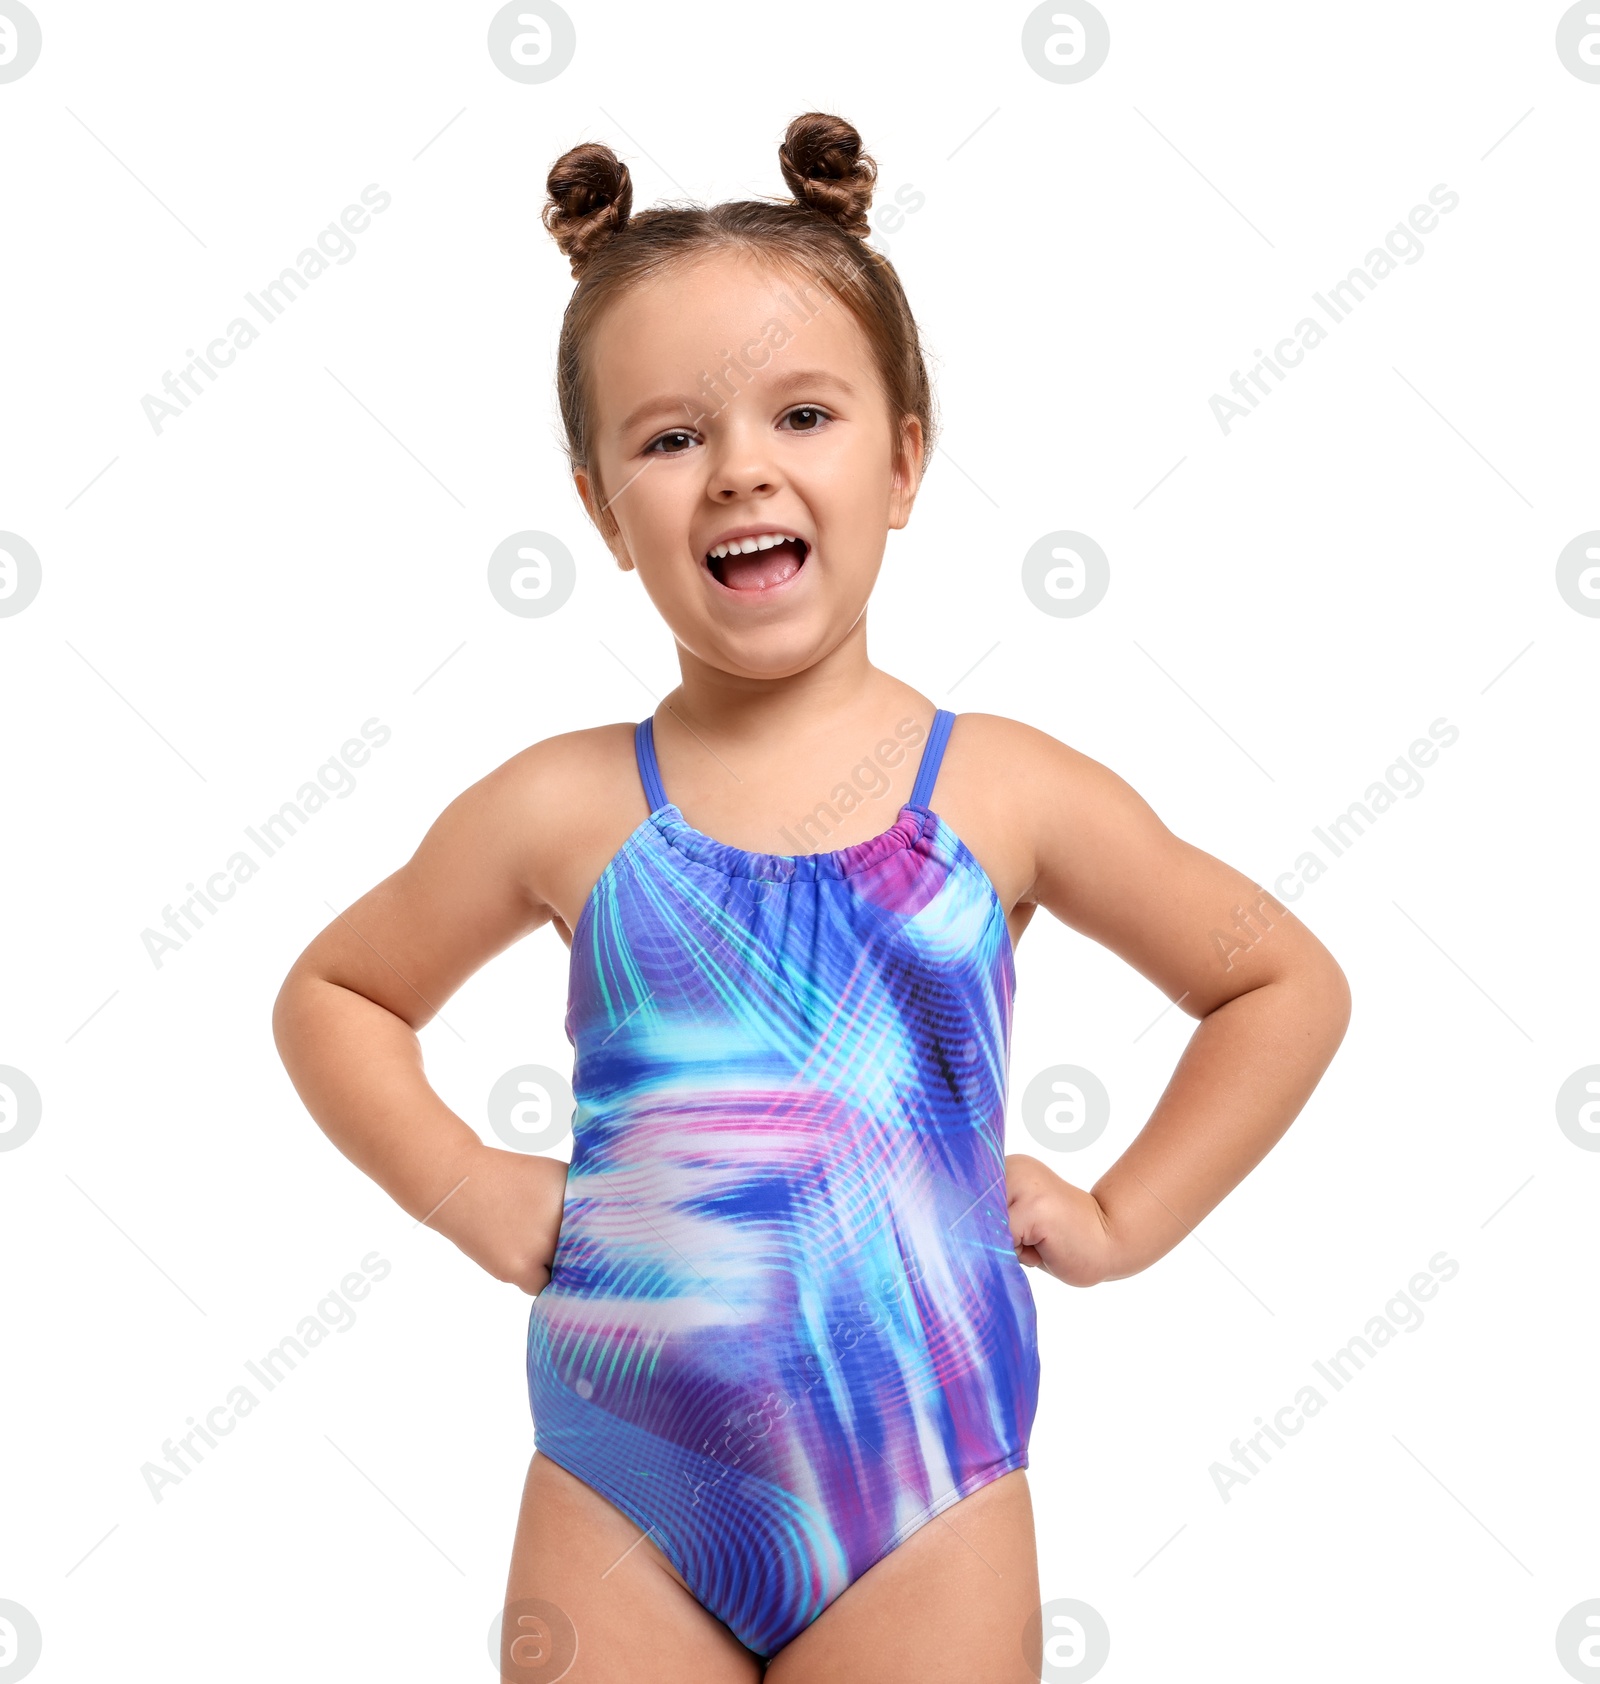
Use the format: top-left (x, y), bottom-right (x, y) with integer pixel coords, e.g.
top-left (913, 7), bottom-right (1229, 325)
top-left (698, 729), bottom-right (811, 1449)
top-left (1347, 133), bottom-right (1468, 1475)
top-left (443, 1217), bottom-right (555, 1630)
top-left (3, 2), bottom-right (1597, 1679)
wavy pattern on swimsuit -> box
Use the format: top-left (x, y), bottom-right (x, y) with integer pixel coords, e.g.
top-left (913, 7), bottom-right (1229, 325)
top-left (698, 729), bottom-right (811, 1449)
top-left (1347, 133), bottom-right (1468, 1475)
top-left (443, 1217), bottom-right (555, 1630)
top-left (526, 708), bottom-right (1040, 1658)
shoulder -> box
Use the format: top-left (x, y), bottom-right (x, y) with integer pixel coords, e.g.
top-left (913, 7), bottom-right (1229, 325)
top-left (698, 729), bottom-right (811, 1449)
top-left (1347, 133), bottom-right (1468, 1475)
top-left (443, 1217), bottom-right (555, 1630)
top-left (426, 721), bottom-right (644, 914)
top-left (495, 721), bottom-right (638, 791)
top-left (946, 710), bottom-right (1137, 810)
top-left (947, 710), bottom-right (1083, 768)
top-left (944, 711), bottom-right (1170, 904)
top-left (450, 721), bottom-right (637, 820)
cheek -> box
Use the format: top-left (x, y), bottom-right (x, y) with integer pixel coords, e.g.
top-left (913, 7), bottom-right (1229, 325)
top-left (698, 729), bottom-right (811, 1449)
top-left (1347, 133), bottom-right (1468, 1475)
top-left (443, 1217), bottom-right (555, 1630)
top-left (809, 439), bottom-right (894, 525)
top-left (622, 464), bottom-right (699, 551)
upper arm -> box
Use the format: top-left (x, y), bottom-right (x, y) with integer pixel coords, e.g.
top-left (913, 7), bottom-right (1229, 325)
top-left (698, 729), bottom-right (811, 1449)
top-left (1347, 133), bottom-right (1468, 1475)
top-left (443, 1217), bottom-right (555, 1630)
top-left (274, 738), bottom-right (567, 1033)
top-left (1017, 723), bottom-right (1350, 1019)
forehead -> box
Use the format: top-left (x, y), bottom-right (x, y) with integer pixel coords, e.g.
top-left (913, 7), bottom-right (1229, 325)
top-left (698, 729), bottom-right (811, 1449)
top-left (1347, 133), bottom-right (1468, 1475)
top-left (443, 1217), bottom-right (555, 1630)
top-left (586, 249), bottom-right (879, 426)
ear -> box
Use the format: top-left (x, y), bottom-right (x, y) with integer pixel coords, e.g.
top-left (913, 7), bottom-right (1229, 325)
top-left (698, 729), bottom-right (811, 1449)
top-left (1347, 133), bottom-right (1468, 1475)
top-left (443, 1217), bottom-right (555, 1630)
top-left (887, 415), bottom-right (925, 531)
top-left (573, 465), bottom-right (636, 572)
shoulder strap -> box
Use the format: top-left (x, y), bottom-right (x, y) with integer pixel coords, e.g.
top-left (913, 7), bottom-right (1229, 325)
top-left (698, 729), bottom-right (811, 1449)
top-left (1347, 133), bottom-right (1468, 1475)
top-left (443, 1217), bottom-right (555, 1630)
top-left (642, 709), bottom-right (952, 813)
top-left (909, 708), bottom-right (956, 809)
top-left (634, 717), bottom-right (669, 812)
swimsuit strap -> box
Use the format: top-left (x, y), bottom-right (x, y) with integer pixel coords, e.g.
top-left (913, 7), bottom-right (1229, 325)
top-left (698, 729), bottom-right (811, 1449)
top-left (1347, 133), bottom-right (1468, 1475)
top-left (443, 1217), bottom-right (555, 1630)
top-left (634, 716), bottom-right (669, 813)
top-left (637, 706), bottom-right (956, 815)
top-left (910, 708), bottom-right (956, 809)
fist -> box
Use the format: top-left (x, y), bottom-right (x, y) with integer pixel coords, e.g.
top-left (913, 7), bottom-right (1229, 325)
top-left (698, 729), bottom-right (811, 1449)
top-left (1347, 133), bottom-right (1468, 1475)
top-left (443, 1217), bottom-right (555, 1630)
top-left (424, 1145), bottom-right (570, 1295)
top-left (1004, 1152), bottom-right (1115, 1288)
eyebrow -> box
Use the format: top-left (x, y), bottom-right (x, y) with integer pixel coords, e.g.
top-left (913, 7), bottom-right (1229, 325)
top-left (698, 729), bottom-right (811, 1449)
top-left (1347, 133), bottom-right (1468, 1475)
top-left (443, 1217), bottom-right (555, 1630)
top-left (616, 368), bottom-right (859, 435)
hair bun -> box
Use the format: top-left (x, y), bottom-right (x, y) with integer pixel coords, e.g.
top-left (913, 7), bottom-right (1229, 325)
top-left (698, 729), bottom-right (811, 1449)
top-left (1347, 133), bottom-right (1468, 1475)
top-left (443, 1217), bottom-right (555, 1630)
top-left (777, 113), bottom-right (877, 239)
top-left (542, 142), bottom-right (633, 278)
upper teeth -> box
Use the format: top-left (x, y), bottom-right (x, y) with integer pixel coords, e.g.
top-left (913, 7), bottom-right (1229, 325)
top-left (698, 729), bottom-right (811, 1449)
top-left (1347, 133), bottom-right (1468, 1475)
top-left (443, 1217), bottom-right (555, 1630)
top-left (708, 533), bottom-right (797, 559)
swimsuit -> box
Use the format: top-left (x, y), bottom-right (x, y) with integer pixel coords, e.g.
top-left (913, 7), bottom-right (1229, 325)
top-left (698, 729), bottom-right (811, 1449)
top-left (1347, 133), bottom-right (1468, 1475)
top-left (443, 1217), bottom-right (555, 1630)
top-left (526, 710), bottom-right (1040, 1655)
top-left (526, 708), bottom-right (1040, 1658)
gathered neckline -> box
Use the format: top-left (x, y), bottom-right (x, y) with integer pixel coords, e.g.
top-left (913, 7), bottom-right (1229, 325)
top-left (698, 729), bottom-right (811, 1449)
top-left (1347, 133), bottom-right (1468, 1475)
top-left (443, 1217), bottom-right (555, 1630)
top-left (646, 800), bottom-right (938, 882)
top-left (567, 799), bottom-right (1018, 984)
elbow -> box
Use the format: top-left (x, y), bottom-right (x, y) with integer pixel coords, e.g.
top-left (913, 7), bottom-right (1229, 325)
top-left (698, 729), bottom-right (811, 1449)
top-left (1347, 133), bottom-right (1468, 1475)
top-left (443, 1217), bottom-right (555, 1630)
top-left (270, 959), bottom-right (318, 1061)
top-left (1329, 948), bottom-right (1353, 1017)
top-left (1315, 954), bottom-right (1353, 1053)
top-left (269, 979), bottom-right (297, 1069)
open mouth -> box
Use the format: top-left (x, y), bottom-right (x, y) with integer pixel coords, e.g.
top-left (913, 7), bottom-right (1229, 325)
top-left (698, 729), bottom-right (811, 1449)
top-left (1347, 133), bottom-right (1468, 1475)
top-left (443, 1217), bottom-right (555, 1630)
top-left (704, 533), bottom-right (810, 592)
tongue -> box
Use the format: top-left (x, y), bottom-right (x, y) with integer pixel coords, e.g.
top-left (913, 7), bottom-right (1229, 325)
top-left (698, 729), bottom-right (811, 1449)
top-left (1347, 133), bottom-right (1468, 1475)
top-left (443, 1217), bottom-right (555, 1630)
top-left (719, 539), bottom-right (803, 591)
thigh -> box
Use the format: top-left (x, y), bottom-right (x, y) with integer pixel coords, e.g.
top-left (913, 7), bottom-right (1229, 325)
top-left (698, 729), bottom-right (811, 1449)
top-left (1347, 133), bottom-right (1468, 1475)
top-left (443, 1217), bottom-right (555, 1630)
top-left (500, 1449), bottom-right (765, 1684)
top-left (764, 1469), bottom-right (1042, 1684)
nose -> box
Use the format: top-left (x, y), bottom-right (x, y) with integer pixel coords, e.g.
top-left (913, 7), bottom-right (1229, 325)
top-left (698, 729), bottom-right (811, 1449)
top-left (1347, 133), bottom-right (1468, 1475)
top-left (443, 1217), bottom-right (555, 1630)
top-left (713, 478), bottom-right (772, 502)
top-left (707, 416), bottom-right (780, 503)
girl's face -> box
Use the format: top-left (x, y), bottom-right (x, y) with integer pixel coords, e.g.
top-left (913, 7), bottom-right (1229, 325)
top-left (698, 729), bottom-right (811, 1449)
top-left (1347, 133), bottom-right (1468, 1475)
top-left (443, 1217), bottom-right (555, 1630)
top-left (574, 249), bottom-right (923, 682)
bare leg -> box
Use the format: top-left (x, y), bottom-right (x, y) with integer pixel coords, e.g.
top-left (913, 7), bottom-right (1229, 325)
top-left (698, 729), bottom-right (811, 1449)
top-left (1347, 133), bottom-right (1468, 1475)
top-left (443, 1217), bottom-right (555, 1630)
top-left (764, 1469), bottom-right (1041, 1684)
top-left (500, 1449), bottom-right (766, 1684)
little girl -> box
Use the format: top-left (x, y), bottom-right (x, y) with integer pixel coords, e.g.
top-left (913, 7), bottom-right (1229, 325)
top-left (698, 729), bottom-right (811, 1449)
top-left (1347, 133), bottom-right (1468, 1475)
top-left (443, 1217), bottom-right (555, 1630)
top-left (273, 112), bottom-right (1350, 1683)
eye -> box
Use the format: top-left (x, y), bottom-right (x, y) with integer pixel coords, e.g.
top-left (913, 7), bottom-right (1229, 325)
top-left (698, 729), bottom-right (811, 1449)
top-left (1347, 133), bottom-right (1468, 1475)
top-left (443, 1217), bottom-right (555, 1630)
top-left (780, 405), bottom-right (832, 433)
top-left (643, 429), bottom-right (699, 456)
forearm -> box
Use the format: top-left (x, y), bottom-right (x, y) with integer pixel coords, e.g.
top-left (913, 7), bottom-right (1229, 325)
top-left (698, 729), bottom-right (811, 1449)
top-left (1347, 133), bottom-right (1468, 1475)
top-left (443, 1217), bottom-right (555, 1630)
top-left (271, 968), bottom-right (482, 1225)
top-left (1092, 960), bottom-right (1350, 1280)
top-left (273, 967), bottom-right (569, 1290)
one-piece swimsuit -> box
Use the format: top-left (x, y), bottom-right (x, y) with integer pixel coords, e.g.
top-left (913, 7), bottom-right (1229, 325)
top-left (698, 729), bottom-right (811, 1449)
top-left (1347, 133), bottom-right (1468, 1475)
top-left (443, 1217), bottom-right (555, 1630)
top-left (526, 707), bottom-right (1041, 1658)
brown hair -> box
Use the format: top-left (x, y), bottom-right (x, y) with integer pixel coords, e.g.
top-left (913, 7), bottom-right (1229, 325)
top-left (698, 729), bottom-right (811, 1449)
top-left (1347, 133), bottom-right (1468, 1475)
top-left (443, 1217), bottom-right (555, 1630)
top-left (540, 112), bottom-right (935, 514)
